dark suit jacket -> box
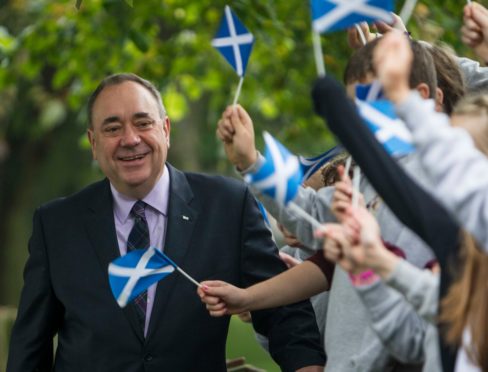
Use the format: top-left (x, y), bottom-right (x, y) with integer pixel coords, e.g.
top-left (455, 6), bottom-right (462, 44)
top-left (7, 165), bottom-right (325, 372)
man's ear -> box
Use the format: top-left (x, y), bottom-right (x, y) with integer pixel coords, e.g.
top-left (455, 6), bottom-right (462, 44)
top-left (164, 116), bottom-right (171, 148)
top-left (87, 129), bottom-right (97, 160)
top-left (415, 82), bottom-right (431, 100)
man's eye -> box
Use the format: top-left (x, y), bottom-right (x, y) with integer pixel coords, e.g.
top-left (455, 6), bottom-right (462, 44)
top-left (104, 126), bottom-right (121, 134)
top-left (136, 121), bottom-right (153, 128)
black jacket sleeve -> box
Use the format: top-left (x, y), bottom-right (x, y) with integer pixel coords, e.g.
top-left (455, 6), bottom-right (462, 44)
top-left (7, 208), bottom-right (63, 372)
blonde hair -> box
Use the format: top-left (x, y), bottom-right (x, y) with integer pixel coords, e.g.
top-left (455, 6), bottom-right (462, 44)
top-left (440, 232), bottom-right (488, 371)
top-left (452, 94), bottom-right (488, 156)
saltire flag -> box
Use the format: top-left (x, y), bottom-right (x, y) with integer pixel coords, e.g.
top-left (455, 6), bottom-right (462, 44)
top-left (108, 247), bottom-right (176, 307)
top-left (355, 80), bottom-right (385, 102)
top-left (298, 145), bottom-right (345, 180)
top-left (311, 0), bottom-right (394, 34)
top-left (211, 5), bottom-right (254, 77)
top-left (245, 132), bottom-right (302, 205)
top-left (356, 99), bottom-right (414, 156)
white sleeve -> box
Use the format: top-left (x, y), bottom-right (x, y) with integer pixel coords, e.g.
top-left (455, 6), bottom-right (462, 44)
top-left (396, 92), bottom-right (488, 251)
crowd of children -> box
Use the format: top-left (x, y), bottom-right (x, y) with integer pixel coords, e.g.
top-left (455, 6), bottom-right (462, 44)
top-left (198, 3), bottom-right (488, 372)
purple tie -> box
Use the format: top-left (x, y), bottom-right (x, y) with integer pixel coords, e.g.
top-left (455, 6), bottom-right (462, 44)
top-left (127, 200), bottom-right (150, 332)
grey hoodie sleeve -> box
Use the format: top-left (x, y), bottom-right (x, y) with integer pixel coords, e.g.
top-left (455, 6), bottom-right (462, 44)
top-left (396, 92), bottom-right (488, 251)
top-left (241, 153), bottom-right (337, 251)
top-left (385, 260), bottom-right (439, 323)
top-left (355, 279), bottom-right (427, 364)
top-left (457, 56), bottom-right (488, 93)
top-left (258, 186), bottom-right (337, 251)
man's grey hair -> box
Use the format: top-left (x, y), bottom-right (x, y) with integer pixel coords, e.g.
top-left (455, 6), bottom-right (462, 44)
top-left (87, 73), bottom-right (166, 128)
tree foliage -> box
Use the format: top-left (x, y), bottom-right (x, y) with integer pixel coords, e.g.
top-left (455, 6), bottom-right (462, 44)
top-left (0, 0), bottom-right (474, 303)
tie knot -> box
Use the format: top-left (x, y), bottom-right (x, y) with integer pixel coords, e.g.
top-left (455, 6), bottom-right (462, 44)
top-left (131, 200), bottom-right (147, 220)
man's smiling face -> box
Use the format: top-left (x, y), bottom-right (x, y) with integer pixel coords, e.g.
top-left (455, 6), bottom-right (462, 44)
top-left (88, 81), bottom-right (170, 198)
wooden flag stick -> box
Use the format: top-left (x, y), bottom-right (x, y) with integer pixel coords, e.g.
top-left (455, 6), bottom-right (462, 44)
top-left (176, 267), bottom-right (202, 288)
top-left (355, 24), bottom-right (367, 46)
top-left (288, 201), bottom-right (323, 231)
top-left (232, 76), bottom-right (245, 107)
top-left (312, 30), bottom-right (326, 77)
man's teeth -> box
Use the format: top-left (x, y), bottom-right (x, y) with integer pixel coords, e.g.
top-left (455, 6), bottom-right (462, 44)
top-left (121, 154), bottom-right (145, 161)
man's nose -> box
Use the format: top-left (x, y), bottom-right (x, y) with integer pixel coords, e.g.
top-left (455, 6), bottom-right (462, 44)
top-left (120, 126), bottom-right (140, 147)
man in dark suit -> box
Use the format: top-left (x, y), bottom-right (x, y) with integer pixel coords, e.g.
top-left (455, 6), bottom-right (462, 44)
top-left (7, 73), bottom-right (325, 372)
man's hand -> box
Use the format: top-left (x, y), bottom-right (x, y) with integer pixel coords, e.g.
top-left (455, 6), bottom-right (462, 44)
top-left (216, 105), bottom-right (257, 170)
top-left (462, 2), bottom-right (488, 62)
top-left (198, 280), bottom-right (250, 316)
top-left (374, 31), bottom-right (412, 103)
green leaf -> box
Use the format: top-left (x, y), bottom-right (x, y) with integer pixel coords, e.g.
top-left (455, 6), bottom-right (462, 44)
top-left (163, 86), bottom-right (188, 121)
top-left (128, 29), bottom-right (150, 53)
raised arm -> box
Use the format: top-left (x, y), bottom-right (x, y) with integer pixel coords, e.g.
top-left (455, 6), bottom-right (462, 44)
top-left (375, 31), bottom-right (488, 251)
top-left (216, 105), bottom-right (337, 251)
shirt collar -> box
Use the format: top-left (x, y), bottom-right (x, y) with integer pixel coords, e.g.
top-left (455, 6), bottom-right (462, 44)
top-left (111, 165), bottom-right (170, 224)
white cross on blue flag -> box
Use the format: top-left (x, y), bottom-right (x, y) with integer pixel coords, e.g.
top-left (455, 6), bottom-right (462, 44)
top-left (311, 0), bottom-right (394, 34)
top-left (298, 145), bottom-right (344, 180)
top-left (245, 132), bottom-right (302, 205)
top-left (356, 99), bottom-right (415, 157)
top-left (108, 247), bottom-right (176, 308)
top-left (212, 5), bottom-right (254, 77)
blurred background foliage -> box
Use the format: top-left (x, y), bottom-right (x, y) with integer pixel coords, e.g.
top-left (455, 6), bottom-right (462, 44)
top-left (0, 0), bottom-right (478, 368)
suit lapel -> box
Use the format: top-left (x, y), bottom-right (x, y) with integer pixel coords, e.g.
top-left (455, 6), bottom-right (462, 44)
top-left (83, 179), bottom-right (145, 342)
top-left (146, 165), bottom-right (198, 341)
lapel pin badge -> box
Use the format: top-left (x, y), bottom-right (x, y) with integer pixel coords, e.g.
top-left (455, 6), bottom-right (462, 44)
top-left (182, 215), bottom-right (190, 221)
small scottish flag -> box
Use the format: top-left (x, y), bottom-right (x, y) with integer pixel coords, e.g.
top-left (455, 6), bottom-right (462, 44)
top-left (212, 5), bottom-right (254, 77)
top-left (299, 146), bottom-right (344, 180)
top-left (245, 132), bottom-right (302, 205)
top-left (356, 80), bottom-right (385, 102)
top-left (311, 0), bottom-right (394, 34)
top-left (356, 99), bottom-right (414, 157)
top-left (108, 247), bottom-right (176, 308)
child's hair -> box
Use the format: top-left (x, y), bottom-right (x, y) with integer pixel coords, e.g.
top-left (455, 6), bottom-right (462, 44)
top-left (343, 37), bottom-right (437, 99)
top-left (422, 42), bottom-right (466, 115)
top-left (440, 95), bottom-right (488, 370)
top-left (320, 152), bottom-right (353, 187)
top-left (440, 232), bottom-right (488, 371)
top-left (452, 94), bottom-right (488, 156)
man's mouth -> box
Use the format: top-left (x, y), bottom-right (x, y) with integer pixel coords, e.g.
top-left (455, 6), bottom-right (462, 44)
top-left (118, 152), bottom-right (149, 162)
